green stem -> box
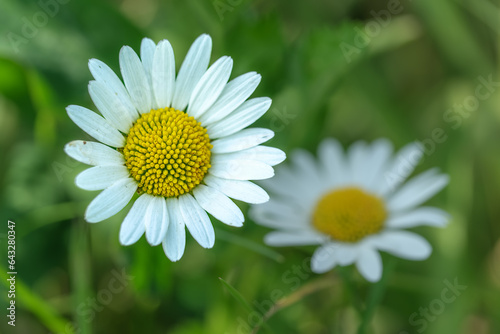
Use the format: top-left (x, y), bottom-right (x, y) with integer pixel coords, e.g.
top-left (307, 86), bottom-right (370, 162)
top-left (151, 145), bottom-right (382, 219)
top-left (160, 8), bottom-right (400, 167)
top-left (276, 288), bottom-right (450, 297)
top-left (357, 258), bottom-right (396, 334)
top-left (337, 266), bottom-right (363, 315)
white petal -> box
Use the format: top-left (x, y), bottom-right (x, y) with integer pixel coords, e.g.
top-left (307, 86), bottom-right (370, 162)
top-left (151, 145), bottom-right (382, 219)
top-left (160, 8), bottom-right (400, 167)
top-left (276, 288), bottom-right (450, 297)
top-left (252, 197), bottom-right (292, 216)
top-left (291, 149), bottom-right (318, 174)
top-left (348, 141), bottom-right (369, 185)
top-left (209, 159), bottom-right (274, 180)
top-left (88, 59), bottom-right (138, 121)
top-left (75, 165), bottom-right (130, 191)
top-left (206, 97), bottom-right (272, 139)
top-left (387, 168), bottom-right (449, 211)
top-left (203, 174), bottom-right (269, 204)
top-left (248, 146), bottom-right (286, 166)
top-left (257, 164), bottom-right (323, 211)
top-left (85, 178), bottom-right (137, 223)
top-left (119, 193), bottom-right (150, 245)
top-left (162, 198), bottom-right (186, 261)
top-left (386, 207), bottom-right (450, 228)
top-left (172, 34), bottom-right (212, 111)
top-left (249, 200), bottom-right (309, 230)
top-left (377, 142), bottom-right (424, 196)
top-left (311, 243), bottom-right (341, 273)
top-left (178, 193), bottom-right (215, 248)
top-left (356, 248), bottom-right (383, 282)
top-left (348, 140), bottom-right (395, 191)
top-left (211, 128), bottom-right (274, 154)
top-left (335, 244), bottom-right (360, 266)
top-left (88, 80), bottom-right (135, 133)
top-left (213, 146), bottom-right (286, 166)
top-left (364, 139), bottom-right (393, 191)
top-left (317, 138), bottom-right (348, 188)
top-left (249, 199), bottom-right (295, 219)
top-left (193, 184), bottom-right (244, 227)
top-left (152, 39), bottom-right (176, 109)
top-left (67, 105), bottom-right (125, 147)
top-left (264, 230), bottom-right (326, 247)
top-left (199, 72), bottom-right (261, 125)
top-left (140, 38), bottom-right (156, 86)
top-left (251, 214), bottom-right (306, 230)
top-left (187, 56), bottom-right (233, 118)
top-left (120, 45), bottom-right (152, 114)
top-left (145, 196), bottom-right (169, 246)
top-left (289, 149), bottom-right (327, 193)
top-left (370, 231), bottom-right (432, 260)
top-left (64, 140), bottom-right (124, 166)
top-left (256, 175), bottom-right (296, 202)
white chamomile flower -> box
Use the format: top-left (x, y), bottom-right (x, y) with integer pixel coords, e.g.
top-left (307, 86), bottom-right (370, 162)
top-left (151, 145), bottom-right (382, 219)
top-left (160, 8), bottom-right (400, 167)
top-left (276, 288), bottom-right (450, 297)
top-left (64, 34), bottom-right (285, 261)
top-left (250, 138), bottom-right (449, 282)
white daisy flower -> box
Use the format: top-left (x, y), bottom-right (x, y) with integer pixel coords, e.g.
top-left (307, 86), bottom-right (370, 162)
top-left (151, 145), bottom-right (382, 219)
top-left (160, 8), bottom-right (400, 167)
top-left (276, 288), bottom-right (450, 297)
top-left (64, 34), bottom-right (285, 261)
top-left (250, 138), bottom-right (449, 282)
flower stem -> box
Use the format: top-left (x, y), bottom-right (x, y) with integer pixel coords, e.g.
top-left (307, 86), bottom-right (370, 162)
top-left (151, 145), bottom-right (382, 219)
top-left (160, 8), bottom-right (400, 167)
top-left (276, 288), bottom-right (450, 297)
top-left (337, 266), bottom-right (363, 315)
top-left (357, 258), bottom-right (396, 334)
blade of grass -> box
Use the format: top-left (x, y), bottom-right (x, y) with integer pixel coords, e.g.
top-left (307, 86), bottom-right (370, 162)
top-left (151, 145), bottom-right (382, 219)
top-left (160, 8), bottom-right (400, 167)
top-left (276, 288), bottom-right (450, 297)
top-left (251, 274), bottom-right (337, 334)
top-left (412, 0), bottom-right (492, 76)
top-left (219, 277), bottom-right (253, 314)
top-left (69, 218), bottom-right (92, 334)
top-left (459, 0), bottom-right (500, 35)
top-left (19, 202), bottom-right (82, 238)
top-left (26, 69), bottom-right (58, 147)
top-left (219, 277), bottom-right (275, 334)
top-left (216, 229), bottom-right (284, 263)
top-left (0, 267), bottom-right (74, 334)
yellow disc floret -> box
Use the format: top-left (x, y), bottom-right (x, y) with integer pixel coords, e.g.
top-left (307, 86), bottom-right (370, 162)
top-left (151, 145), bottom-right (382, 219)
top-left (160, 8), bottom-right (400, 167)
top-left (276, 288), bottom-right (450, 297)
top-left (123, 107), bottom-right (212, 197)
top-left (312, 187), bottom-right (387, 242)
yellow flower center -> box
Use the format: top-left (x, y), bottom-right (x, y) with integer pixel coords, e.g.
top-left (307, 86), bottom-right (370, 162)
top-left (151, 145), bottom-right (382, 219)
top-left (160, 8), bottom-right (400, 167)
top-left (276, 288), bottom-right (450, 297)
top-left (312, 187), bottom-right (387, 242)
top-left (123, 107), bottom-right (212, 197)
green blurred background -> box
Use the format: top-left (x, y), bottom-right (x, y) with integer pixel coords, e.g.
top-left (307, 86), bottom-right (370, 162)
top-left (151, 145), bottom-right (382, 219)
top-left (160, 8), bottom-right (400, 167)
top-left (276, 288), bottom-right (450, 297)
top-left (0, 0), bottom-right (499, 333)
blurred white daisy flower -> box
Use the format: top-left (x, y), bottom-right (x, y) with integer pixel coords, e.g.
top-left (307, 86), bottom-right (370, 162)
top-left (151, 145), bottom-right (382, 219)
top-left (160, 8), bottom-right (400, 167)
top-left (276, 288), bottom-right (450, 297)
top-left (251, 139), bottom-right (449, 282)
top-left (64, 34), bottom-right (285, 261)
